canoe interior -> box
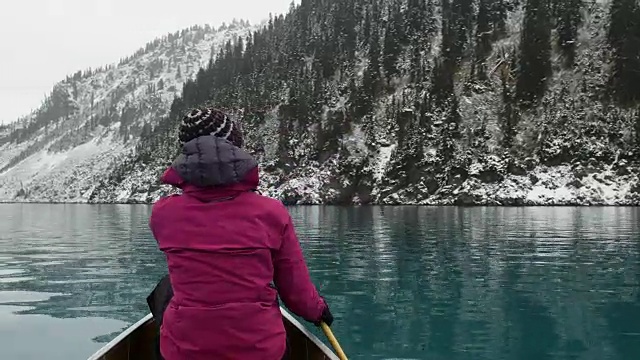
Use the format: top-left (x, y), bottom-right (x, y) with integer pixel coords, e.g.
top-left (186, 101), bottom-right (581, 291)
top-left (88, 307), bottom-right (339, 360)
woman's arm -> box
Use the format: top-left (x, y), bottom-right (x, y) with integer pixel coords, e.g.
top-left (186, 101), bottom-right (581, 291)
top-left (272, 215), bottom-right (327, 322)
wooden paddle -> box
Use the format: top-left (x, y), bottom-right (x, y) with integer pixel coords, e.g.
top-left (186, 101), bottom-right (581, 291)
top-left (320, 322), bottom-right (349, 360)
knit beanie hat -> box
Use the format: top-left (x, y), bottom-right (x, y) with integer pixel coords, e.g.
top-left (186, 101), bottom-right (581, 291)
top-left (178, 108), bottom-right (244, 148)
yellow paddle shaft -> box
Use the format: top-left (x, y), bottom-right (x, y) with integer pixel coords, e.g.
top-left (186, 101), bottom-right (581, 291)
top-left (320, 322), bottom-right (349, 360)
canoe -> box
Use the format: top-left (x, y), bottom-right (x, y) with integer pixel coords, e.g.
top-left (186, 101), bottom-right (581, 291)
top-left (87, 306), bottom-right (339, 360)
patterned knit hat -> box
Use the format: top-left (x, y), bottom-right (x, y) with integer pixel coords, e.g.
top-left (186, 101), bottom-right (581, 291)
top-left (178, 108), bottom-right (244, 148)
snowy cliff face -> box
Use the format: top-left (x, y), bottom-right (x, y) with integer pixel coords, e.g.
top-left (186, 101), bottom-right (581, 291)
top-left (0, 23), bottom-right (256, 202)
top-left (249, 0), bottom-right (639, 206)
top-left (3, 1), bottom-right (640, 206)
top-left (96, 0), bottom-right (635, 207)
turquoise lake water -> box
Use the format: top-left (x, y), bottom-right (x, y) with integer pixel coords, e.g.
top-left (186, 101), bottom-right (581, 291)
top-left (0, 204), bottom-right (639, 359)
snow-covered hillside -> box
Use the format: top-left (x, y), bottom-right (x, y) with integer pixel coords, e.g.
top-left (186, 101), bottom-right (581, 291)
top-left (0, 22), bottom-right (257, 202)
top-left (90, 0), bottom-right (640, 206)
top-left (3, 0), bottom-right (640, 206)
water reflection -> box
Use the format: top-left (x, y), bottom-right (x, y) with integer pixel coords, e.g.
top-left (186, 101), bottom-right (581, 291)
top-left (290, 206), bottom-right (640, 360)
top-left (0, 204), bottom-right (165, 358)
top-left (0, 205), bottom-right (639, 360)
top-left (0, 296), bottom-right (127, 359)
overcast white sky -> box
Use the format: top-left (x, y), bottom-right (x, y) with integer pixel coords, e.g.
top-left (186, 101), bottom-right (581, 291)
top-left (0, 0), bottom-right (295, 124)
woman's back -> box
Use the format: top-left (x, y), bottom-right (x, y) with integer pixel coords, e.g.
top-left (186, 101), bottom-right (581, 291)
top-left (152, 186), bottom-right (294, 360)
top-left (153, 188), bottom-right (287, 308)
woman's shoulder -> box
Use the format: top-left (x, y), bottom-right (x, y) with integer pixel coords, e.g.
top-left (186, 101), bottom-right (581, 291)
top-left (150, 191), bottom-right (291, 225)
top-left (150, 193), bottom-right (183, 219)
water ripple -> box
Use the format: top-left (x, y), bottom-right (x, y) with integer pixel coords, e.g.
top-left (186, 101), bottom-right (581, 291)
top-left (0, 205), bottom-right (639, 360)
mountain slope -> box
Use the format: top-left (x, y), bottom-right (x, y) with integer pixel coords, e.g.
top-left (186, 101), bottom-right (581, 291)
top-left (92, 0), bottom-right (640, 206)
top-left (0, 21), bottom-right (256, 202)
top-left (4, 0), bottom-right (640, 206)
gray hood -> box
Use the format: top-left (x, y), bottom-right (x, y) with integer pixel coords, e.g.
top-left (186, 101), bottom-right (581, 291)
top-left (171, 135), bottom-right (258, 187)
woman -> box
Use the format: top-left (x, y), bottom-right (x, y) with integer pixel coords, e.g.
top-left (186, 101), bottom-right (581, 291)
top-left (149, 108), bottom-right (333, 360)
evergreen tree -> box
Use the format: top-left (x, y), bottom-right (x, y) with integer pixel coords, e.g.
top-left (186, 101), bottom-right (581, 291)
top-left (382, 2), bottom-right (404, 80)
top-left (430, 57), bottom-right (455, 106)
top-left (364, 21), bottom-right (382, 106)
top-left (438, 96), bottom-right (462, 168)
top-left (335, 0), bottom-right (358, 61)
top-left (362, 7), bottom-right (371, 47)
top-left (406, 0), bottom-right (428, 40)
top-left (443, 0), bottom-right (475, 66)
top-left (608, 0), bottom-right (640, 105)
top-left (555, 0), bottom-right (582, 67)
top-left (490, 0), bottom-right (508, 39)
top-left (634, 108), bottom-right (640, 154)
top-left (474, 0), bottom-right (493, 80)
top-left (515, 0), bottom-right (552, 106)
top-left (499, 70), bottom-right (519, 149)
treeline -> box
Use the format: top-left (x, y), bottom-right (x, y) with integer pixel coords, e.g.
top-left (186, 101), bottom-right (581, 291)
top-left (15, 0), bottom-right (640, 204)
top-left (131, 0), bottom-right (623, 178)
top-left (118, 20), bottom-right (252, 66)
top-left (7, 85), bottom-right (77, 144)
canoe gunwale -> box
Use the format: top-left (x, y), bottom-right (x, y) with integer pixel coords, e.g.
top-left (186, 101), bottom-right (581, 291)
top-left (279, 307), bottom-right (340, 360)
top-left (87, 313), bottom-right (154, 360)
top-left (86, 307), bottom-right (340, 360)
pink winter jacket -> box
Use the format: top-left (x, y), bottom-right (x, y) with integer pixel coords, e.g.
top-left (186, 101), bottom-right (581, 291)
top-left (149, 135), bottom-right (327, 360)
